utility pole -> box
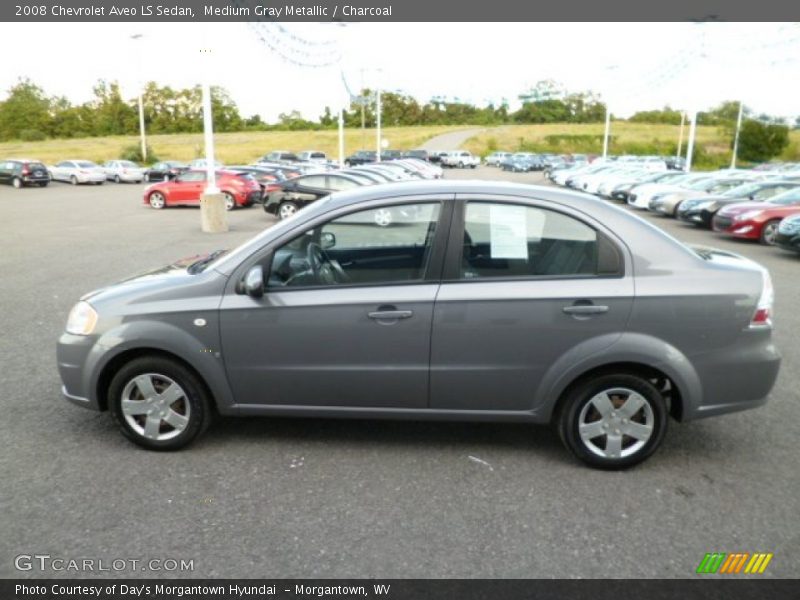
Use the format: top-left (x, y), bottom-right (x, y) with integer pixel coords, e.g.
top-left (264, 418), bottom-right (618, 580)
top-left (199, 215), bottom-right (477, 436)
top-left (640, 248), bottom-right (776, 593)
top-left (602, 105), bottom-right (611, 159)
top-left (685, 110), bottom-right (698, 173)
top-left (199, 42), bottom-right (227, 233)
top-left (677, 111), bottom-right (685, 158)
top-left (731, 101), bottom-right (744, 169)
top-left (130, 34), bottom-right (147, 162)
top-left (375, 83), bottom-right (382, 162)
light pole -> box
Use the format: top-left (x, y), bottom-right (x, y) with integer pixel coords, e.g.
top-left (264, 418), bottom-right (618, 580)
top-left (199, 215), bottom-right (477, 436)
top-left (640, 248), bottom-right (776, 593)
top-left (198, 37), bottom-right (227, 233)
top-left (376, 84), bottom-right (382, 162)
top-left (601, 65), bottom-right (618, 160)
top-left (677, 111), bottom-right (685, 158)
top-left (731, 101), bottom-right (744, 169)
top-left (130, 34), bottom-right (147, 163)
top-left (685, 110), bottom-right (698, 172)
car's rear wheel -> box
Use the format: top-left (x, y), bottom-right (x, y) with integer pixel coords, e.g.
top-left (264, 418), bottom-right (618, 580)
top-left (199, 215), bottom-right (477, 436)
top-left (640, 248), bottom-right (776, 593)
top-left (557, 374), bottom-right (667, 469)
top-left (70, 175), bottom-right (78, 185)
top-left (149, 192), bottom-right (166, 209)
top-left (760, 219), bottom-right (781, 245)
top-left (223, 192), bottom-right (235, 211)
top-left (108, 356), bottom-right (213, 451)
top-left (114, 175), bottom-right (121, 183)
top-left (12, 176), bottom-right (22, 188)
top-left (278, 201), bottom-right (298, 220)
top-left (144, 173), bottom-right (150, 182)
top-left (38, 181), bottom-right (48, 187)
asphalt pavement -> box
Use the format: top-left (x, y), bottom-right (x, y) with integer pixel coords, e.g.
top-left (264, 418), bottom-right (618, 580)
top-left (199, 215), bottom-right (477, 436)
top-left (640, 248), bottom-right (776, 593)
top-left (0, 169), bottom-right (798, 579)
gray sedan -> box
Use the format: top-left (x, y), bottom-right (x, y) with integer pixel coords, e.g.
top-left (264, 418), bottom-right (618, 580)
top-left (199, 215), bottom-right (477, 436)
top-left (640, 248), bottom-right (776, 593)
top-left (56, 181), bottom-right (780, 468)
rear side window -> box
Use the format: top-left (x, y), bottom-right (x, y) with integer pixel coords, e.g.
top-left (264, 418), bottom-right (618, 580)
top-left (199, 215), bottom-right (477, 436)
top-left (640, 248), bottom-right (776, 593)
top-left (460, 202), bottom-right (620, 279)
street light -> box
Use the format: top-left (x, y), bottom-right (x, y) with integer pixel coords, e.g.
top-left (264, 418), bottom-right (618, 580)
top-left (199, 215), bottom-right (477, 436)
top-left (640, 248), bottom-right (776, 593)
top-left (130, 34), bottom-right (147, 162)
top-left (731, 101), bottom-right (745, 169)
top-left (601, 65), bottom-right (618, 160)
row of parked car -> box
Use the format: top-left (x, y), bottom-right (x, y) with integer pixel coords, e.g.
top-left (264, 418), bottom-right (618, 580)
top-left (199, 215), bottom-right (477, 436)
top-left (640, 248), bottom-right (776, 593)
top-left (139, 154), bottom-right (444, 215)
top-left (485, 151), bottom-right (685, 174)
top-left (547, 160), bottom-right (800, 255)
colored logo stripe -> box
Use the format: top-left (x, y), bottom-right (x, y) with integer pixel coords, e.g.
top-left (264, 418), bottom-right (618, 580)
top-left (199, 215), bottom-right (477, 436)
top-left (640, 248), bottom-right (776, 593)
top-left (697, 552), bottom-right (773, 574)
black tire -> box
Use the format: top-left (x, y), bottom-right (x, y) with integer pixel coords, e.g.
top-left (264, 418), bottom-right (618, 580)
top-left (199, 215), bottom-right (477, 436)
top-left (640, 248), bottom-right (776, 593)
top-left (108, 356), bottom-right (213, 451)
top-left (114, 175), bottom-right (121, 183)
top-left (70, 175), bottom-right (78, 185)
top-left (760, 219), bottom-right (781, 246)
top-left (556, 373), bottom-right (668, 470)
top-left (38, 181), bottom-right (49, 187)
top-left (223, 192), bottom-right (236, 211)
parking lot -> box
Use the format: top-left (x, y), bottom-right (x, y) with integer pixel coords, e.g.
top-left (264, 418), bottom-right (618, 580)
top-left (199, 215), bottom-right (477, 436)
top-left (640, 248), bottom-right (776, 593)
top-left (1, 168), bottom-right (798, 579)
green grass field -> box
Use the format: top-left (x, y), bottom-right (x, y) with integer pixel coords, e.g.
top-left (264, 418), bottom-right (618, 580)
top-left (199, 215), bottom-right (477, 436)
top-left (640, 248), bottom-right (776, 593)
top-left (0, 125), bottom-right (467, 165)
top-left (2, 123), bottom-right (798, 168)
top-left (462, 123), bottom-right (800, 169)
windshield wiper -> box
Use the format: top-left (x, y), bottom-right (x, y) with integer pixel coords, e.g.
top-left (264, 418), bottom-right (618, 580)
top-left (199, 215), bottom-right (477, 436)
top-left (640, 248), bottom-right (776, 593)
top-left (188, 249), bottom-right (228, 274)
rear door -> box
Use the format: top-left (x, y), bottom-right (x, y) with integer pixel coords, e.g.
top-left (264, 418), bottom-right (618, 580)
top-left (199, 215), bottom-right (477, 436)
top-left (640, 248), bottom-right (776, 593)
top-left (430, 195), bottom-right (634, 413)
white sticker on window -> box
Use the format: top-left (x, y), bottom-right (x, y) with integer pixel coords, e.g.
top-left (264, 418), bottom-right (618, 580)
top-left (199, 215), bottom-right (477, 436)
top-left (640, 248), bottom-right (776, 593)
top-left (489, 205), bottom-right (535, 259)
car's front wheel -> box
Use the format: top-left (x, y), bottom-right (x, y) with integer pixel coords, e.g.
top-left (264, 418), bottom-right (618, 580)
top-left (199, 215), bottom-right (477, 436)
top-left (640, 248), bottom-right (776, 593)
top-left (149, 192), bottom-right (166, 209)
top-left (557, 373), bottom-right (667, 469)
top-left (108, 356), bottom-right (213, 451)
top-left (70, 175), bottom-right (78, 185)
top-left (760, 219), bottom-right (781, 245)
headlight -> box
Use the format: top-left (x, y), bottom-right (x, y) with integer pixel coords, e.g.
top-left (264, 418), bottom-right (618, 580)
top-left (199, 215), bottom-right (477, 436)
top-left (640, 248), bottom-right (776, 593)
top-left (736, 210), bottom-right (763, 221)
top-left (66, 301), bottom-right (98, 335)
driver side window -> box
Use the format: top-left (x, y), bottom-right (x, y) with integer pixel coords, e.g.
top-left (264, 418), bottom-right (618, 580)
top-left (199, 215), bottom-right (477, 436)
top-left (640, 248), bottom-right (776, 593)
top-left (268, 202), bottom-right (442, 289)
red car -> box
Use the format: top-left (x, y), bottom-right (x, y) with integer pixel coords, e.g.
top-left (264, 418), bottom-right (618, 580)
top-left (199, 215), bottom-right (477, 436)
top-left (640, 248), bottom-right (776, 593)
top-left (712, 188), bottom-right (800, 245)
top-left (143, 170), bottom-right (261, 210)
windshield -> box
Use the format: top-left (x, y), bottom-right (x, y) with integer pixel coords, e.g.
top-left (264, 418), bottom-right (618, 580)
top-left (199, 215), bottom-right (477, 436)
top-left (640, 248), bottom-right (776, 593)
top-left (722, 182), bottom-right (767, 197)
top-left (767, 188), bottom-right (800, 205)
top-left (77, 161), bottom-right (97, 168)
top-left (120, 161), bottom-right (138, 168)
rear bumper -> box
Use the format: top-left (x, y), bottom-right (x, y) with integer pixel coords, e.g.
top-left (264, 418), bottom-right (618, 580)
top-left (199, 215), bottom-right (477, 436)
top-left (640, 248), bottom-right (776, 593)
top-left (683, 336), bottom-right (781, 421)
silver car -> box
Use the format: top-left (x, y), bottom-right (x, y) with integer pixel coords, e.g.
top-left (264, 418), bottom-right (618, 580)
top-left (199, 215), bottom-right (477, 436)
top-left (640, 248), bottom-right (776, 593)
top-left (102, 160), bottom-right (145, 183)
top-left (48, 160), bottom-right (107, 185)
top-left (56, 181), bottom-right (780, 468)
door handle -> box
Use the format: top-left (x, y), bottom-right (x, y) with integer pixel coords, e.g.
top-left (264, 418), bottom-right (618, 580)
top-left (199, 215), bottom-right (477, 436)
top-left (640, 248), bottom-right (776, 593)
top-left (562, 304), bottom-right (609, 315)
top-left (368, 310), bottom-right (413, 320)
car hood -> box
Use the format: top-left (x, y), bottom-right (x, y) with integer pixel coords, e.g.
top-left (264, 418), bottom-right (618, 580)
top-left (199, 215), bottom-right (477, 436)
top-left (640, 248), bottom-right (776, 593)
top-left (80, 252), bottom-right (224, 305)
top-left (717, 201), bottom-right (766, 216)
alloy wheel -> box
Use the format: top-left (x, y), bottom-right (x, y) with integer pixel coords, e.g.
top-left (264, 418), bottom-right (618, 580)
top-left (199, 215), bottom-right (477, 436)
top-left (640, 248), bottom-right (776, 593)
top-left (577, 387), bottom-right (655, 459)
top-left (120, 373), bottom-right (191, 441)
top-left (373, 208), bottom-right (393, 227)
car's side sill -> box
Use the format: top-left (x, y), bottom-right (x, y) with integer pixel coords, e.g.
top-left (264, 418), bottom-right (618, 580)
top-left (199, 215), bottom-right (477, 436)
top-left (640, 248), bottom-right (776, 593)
top-left (229, 404), bottom-right (544, 423)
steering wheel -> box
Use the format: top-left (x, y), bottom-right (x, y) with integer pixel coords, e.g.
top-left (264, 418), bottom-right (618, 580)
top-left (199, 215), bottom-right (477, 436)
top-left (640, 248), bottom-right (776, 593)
top-left (306, 242), bottom-right (349, 284)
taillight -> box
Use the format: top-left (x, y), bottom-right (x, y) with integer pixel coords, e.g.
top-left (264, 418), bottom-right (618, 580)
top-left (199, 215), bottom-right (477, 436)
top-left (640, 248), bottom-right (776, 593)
top-left (22, 165), bottom-right (30, 175)
top-left (750, 270), bottom-right (774, 328)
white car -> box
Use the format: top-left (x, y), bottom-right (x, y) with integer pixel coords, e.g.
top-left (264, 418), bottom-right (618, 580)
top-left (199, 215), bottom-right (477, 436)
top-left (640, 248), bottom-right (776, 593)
top-left (48, 160), bottom-right (106, 185)
top-left (484, 151), bottom-right (513, 166)
top-left (441, 150), bottom-right (480, 169)
top-left (102, 160), bottom-right (145, 183)
top-left (627, 173), bottom-right (713, 209)
top-left (189, 158), bottom-right (224, 169)
top-left (298, 150), bottom-right (328, 163)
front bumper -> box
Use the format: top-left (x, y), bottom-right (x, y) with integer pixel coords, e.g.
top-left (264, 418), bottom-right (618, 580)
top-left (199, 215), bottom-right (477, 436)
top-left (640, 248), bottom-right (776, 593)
top-left (774, 231), bottom-right (800, 253)
top-left (57, 332), bottom-right (101, 411)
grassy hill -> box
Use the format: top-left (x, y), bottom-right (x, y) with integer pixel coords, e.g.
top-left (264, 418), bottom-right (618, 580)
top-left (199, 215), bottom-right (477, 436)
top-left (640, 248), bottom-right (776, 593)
top-left (0, 125), bottom-right (467, 165)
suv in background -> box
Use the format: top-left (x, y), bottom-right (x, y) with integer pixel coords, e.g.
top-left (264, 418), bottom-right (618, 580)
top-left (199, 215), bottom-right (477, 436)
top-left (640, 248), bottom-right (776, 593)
top-left (0, 158), bottom-right (50, 188)
top-left (262, 151), bottom-right (300, 163)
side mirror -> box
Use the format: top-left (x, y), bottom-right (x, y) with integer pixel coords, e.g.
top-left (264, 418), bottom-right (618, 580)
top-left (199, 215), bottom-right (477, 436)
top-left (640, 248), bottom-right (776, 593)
top-left (320, 231), bottom-right (336, 250)
top-left (242, 265), bottom-right (264, 298)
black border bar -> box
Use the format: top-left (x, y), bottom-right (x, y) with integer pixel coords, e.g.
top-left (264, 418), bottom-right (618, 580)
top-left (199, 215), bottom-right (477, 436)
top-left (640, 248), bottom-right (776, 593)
top-left (3, 579), bottom-right (799, 600)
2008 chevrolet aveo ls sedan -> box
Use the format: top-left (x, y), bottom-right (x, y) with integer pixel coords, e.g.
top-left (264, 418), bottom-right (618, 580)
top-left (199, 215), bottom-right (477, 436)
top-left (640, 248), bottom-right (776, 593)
top-left (57, 181), bottom-right (781, 469)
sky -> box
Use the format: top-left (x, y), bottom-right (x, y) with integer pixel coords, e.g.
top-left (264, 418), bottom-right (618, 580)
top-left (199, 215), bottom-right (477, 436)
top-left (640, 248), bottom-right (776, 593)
top-left (0, 22), bottom-right (798, 122)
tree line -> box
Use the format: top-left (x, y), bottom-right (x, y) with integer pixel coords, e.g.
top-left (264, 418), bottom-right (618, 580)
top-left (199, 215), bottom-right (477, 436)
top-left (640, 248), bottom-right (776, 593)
top-left (0, 78), bottom-right (793, 162)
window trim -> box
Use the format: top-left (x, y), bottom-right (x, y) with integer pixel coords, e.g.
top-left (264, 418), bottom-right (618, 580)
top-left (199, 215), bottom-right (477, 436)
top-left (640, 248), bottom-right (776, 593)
top-left (442, 197), bottom-right (626, 283)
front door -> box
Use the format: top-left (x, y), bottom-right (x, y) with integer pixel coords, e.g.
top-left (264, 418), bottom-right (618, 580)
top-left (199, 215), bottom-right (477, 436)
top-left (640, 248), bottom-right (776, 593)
top-left (430, 197), bottom-right (634, 413)
top-left (171, 171), bottom-right (206, 203)
top-left (219, 199), bottom-right (450, 409)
